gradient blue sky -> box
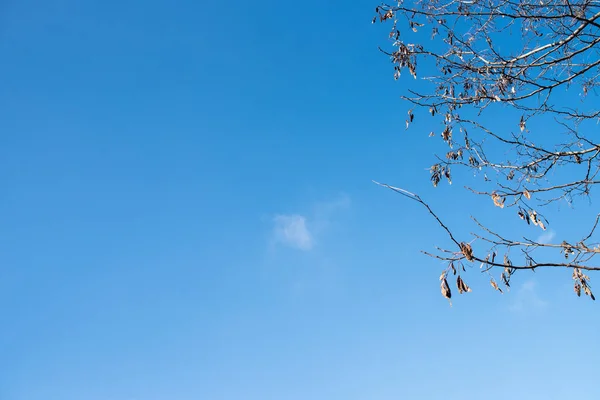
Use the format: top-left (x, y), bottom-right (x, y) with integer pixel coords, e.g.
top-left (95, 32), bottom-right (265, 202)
top-left (1, 1), bottom-right (599, 399)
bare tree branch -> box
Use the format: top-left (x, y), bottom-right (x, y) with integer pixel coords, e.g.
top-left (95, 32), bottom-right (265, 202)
top-left (374, 0), bottom-right (600, 301)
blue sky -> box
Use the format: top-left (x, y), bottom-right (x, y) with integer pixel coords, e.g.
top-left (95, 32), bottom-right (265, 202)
top-left (1, 1), bottom-right (599, 399)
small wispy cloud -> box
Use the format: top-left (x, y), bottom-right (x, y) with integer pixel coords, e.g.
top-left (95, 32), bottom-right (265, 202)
top-left (270, 194), bottom-right (350, 251)
top-left (509, 280), bottom-right (548, 313)
top-left (536, 229), bottom-right (556, 244)
top-left (273, 214), bottom-right (313, 251)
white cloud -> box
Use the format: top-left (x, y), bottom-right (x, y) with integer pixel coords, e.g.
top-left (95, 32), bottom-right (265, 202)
top-left (536, 230), bottom-right (556, 244)
top-left (509, 280), bottom-right (548, 313)
top-left (273, 214), bottom-right (313, 251)
top-left (270, 194), bottom-right (350, 251)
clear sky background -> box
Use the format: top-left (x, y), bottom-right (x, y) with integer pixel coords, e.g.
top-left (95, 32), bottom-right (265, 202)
top-left (1, 1), bottom-right (599, 399)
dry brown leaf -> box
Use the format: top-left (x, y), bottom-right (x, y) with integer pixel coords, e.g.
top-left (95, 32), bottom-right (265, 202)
top-left (538, 220), bottom-right (546, 230)
top-left (457, 276), bottom-right (472, 294)
top-left (501, 272), bottom-right (510, 288)
top-left (441, 278), bottom-right (452, 305)
top-left (491, 193), bottom-right (505, 208)
top-left (519, 116), bottom-right (526, 132)
top-left (529, 210), bottom-right (539, 226)
top-left (460, 242), bottom-right (474, 261)
top-left (442, 126), bottom-right (452, 142)
top-left (583, 285), bottom-right (594, 301)
top-left (523, 190), bottom-right (531, 200)
top-left (490, 278), bottom-right (504, 294)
